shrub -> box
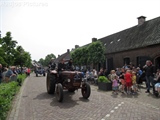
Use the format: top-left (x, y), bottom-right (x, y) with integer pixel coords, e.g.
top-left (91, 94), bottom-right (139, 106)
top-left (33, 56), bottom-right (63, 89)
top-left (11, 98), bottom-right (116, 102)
top-left (0, 74), bottom-right (26, 120)
top-left (0, 82), bottom-right (19, 120)
top-left (98, 76), bottom-right (111, 83)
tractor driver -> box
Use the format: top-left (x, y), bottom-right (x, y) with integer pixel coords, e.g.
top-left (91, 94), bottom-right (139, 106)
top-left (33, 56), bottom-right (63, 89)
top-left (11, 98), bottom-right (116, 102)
top-left (49, 58), bottom-right (56, 70)
top-left (58, 59), bottom-right (66, 79)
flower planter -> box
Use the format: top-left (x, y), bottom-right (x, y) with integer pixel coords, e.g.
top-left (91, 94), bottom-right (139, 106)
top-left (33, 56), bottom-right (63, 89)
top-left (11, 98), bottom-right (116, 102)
top-left (98, 82), bottom-right (112, 91)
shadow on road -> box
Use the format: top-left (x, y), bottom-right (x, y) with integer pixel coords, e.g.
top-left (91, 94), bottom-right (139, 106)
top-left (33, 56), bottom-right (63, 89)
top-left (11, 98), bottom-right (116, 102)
top-left (49, 90), bottom-right (90, 109)
top-left (33, 92), bottom-right (54, 100)
top-left (50, 91), bottom-right (79, 109)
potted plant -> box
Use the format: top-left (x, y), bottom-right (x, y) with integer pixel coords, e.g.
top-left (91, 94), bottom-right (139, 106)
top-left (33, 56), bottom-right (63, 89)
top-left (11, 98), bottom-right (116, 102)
top-left (98, 76), bottom-right (112, 91)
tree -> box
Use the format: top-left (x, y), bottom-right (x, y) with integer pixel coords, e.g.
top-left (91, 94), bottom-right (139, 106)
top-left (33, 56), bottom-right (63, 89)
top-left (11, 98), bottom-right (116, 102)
top-left (38, 53), bottom-right (56, 66)
top-left (1, 32), bottom-right (17, 66)
top-left (71, 47), bottom-right (88, 66)
top-left (38, 58), bottom-right (45, 66)
top-left (87, 41), bottom-right (105, 65)
top-left (0, 32), bottom-right (32, 67)
top-left (14, 46), bottom-right (32, 67)
top-left (71, 41), bottom-right (105, 68)
top-left (0, 47), bottom-right (7, 66)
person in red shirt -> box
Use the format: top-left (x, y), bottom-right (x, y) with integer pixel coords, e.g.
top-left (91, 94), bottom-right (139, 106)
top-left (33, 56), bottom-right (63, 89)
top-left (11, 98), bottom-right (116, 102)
top-left (125, 70), bottom-right (132, 94)
top-left (26, 68), bottom-right (31, 76)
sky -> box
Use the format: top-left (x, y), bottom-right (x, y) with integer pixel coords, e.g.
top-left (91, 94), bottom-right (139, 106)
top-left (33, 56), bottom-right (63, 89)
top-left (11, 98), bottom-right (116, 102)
top-left (0, 0), bottom-right (160, 61)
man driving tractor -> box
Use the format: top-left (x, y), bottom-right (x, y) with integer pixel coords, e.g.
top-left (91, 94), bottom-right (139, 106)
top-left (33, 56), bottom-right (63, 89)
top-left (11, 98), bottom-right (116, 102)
top-left (49, 58), bottom-right (56, 70)
top-left (58, 59), bottom-right (66, 80)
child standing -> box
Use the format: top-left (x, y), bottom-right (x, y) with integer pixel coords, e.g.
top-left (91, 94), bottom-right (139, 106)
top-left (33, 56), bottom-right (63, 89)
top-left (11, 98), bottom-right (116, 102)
top-left (125, 70), bottom-right (132, 94)
top-left (132, 71), bottom-right (137, 94)
top-left (112, 76), bottom-right (119, 95)
top-left (119, 72), bottom-right (125, 93)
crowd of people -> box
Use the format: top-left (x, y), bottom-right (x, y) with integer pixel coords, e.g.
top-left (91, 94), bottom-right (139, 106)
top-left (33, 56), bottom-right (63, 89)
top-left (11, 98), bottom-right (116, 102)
top-left (0, 63), bottom-right (31, 84)
top-left (81, 60), bottom-right (160, 96)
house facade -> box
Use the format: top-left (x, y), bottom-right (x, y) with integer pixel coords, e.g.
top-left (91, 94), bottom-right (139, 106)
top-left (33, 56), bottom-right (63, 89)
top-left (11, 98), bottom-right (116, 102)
top-left (55, 16), bottom-right (160, 72)
top-left (98, 16), bottom-right (160, 71)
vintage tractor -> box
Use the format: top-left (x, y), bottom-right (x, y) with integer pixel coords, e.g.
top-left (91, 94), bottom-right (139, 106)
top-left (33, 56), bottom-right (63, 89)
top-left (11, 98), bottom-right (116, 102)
top-left (46, 69), bottom-right (91, 102)
top-left (35, 66), bottom-right (46, 77)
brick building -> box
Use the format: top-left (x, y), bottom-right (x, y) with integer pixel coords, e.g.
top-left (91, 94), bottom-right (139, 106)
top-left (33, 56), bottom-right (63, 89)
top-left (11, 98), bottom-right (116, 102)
top-left (56, 16), bottom-right (160, 71)
top-left (98, 16), bottom-right (160, 71)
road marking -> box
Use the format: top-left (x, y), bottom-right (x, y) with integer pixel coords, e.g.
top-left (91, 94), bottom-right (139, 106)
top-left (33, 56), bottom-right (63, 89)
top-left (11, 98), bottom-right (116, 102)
top-left (118, 104), bottom-right (121, 106)
top-left (110, 110), bottom-right (114, 113)
top-left (101, 102), bottom-right (124, 120)
top-left (106, 114), bottom-right (110, 117)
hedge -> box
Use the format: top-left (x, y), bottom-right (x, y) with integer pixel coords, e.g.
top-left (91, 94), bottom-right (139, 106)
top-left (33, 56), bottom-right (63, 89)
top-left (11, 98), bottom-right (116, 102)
top-left (0, 74), bottom-right (26, 120)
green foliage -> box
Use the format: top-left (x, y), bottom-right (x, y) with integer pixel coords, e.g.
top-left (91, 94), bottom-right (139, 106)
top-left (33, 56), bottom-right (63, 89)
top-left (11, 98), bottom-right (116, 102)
top-left (0, 32), bottom-right (32, 67)
top-left (38, 53), bottom-right (56, 66)
top-left (1, 32), bottom-right (17, 66)
top-left (98, 76), bottom-right (111, 83)
top-left (87, 41), bottom-right (105, 64)
top-left (14, 46), bottom-right (32, 67)
top-left (0, 82), bottom-right (19, 120)
top-left (71, 41), bottom-right (105, 66)
top-left (0, 74), bottom-right (26, 120)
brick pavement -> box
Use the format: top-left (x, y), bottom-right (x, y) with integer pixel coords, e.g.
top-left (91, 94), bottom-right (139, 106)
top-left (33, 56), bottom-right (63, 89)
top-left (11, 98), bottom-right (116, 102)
top-left (7, 73), bottom-right (160, 120)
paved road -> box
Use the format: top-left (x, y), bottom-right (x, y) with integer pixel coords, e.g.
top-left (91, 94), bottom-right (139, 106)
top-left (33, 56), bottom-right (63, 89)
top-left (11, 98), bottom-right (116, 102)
top-left (8, 73), bottom-right (160, 120)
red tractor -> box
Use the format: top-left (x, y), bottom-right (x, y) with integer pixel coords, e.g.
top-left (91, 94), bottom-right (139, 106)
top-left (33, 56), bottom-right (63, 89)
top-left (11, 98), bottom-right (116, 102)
top-left (46, 69), bottom-right (91, 102)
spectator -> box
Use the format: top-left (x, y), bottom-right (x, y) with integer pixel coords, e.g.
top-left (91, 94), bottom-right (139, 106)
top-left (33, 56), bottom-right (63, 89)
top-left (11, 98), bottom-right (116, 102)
top-left (26, 67), bottom-right (31, 76)
top-left (5, 66), bottom-right (16, 83)
top-left (155, 69), bottom-right (160, 81)
top-left (104, 68), bottom-right (108, 77)
top-left (143, 60), bottom-right (155, 93)
top-left (98, 68), bottom-right (104, 77)
top-left (136, 67), bottom-right (143, 84)
top-left (154, 69), bottom-right (160, 94)
top-left (112, 75), bottom-right (119, 95)
top-left (137, 67), bottom-right (143, 76)
top-left (116, 68), bottom-right (121, 76)
top-left (132, 71), bottom-right (137, 94)
top-left (2, 67), bottom-right (8, 82)
top-left (110, 70), bottom-right (117, 82)
top-left (91, 69), bottom-right (98, 84)
top-left (125, 70), bottom-right (132, 94)
top-left (119, 69), bottom-right (125, 93)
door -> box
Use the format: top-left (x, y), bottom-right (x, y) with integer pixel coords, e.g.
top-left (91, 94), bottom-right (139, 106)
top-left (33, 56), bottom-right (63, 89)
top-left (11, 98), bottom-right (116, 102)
top-left (107, 58), bottom-right (114, 72)
top-left (155, 56), bottom-right (160, 70)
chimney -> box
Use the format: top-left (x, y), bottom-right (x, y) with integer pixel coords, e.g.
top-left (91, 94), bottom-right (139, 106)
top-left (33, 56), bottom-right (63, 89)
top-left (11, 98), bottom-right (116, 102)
top-left (67, 49), bottom-right (70, 53)
top-left (137, 16), bottom-right (146, 25)
top-left (92, 38), bottom-right (97, 42)
top-left (75, 45), bottom-right (79, 49)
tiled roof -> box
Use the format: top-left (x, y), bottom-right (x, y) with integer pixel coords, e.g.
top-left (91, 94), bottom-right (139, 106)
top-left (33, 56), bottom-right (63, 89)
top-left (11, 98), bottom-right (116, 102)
top-left (56, 16), bottom-right (160, 60)
top-left (54, 52), bottom-right (71, 63)
top-left (99, 16), bottom-right (160, 54)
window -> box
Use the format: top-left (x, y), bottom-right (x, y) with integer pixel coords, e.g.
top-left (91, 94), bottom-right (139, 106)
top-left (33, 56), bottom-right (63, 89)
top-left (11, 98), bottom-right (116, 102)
top-left (124, 57), bottom-right (130, 65)
top-left (137, 56), bottom-right (151, 68)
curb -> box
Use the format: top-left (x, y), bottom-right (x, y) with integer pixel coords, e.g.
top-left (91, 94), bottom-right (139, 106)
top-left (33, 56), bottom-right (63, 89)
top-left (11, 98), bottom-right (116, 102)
top-left (7, 75), bottom-right (29, 120)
